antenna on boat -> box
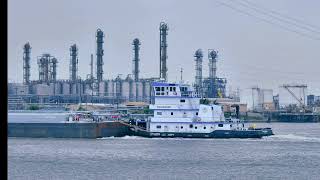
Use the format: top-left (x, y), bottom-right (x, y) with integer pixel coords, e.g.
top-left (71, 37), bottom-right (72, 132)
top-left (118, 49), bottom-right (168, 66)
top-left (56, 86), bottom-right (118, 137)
top-left (180, 67), bottom-right (183, 82)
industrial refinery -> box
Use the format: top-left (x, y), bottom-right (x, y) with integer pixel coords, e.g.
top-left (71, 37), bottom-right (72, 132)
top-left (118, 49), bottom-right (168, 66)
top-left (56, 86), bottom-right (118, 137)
top-left (8, 22), bottom-right (228, 109)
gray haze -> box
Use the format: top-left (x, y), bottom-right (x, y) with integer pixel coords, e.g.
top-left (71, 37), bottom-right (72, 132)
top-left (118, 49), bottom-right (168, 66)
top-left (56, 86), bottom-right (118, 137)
top-left (8, 0), bottom-right (320, 102)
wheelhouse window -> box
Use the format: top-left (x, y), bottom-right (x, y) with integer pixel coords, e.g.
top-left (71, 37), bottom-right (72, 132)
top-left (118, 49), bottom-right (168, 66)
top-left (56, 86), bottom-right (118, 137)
top-left (155, 87), bottom-right (160, 95)
top-left (180, 87), bottom-right (187, 92)
top-left (218, 124), bottom-right (223, 127)
top-left (156, 125), bottom-right (161, 129)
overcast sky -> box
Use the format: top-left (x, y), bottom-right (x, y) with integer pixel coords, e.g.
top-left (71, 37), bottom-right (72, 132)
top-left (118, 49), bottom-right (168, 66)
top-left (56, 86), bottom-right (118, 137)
top-left (8, 0), bottom-right (320, 104)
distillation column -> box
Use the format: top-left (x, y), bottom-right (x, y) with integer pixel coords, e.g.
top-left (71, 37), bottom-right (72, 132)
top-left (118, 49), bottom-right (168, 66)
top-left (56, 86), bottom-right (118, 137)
top-left (50, 57), bottom-right (57, 81)
top-left (96, 29), bottom-right (104, 83)
top-left (70, 44), bottom-right (78, 82)
top-left (38, 54), bottom-right (50, 82)
top-left (194, 49), bottom-right (203, 95)
top-left (159, 22), bottom-right (168, 81)
top-left (38, 54), bottom-right (57, 83)
top-left (23, 42), bottom-right (31, 84)
top-left (132, 38), bottom-right (140, 82)
top-left (208, 49), bottom-right (218, 79)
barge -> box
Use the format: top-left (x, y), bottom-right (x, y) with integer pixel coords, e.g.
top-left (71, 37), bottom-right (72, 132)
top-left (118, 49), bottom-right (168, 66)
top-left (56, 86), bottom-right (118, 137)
top-left (8, 112), bottom-right (130, 138)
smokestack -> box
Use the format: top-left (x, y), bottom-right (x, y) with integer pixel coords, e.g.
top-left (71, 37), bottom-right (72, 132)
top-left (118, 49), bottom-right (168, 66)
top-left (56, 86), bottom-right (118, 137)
top-left (159, 22), bottom-right (168, 81)
top-left (208, 49), bottom-right (218, 79)
top-left (23, 42), bottom-right (31, 84)
top-left (132, 38), bottom-right (140, 81)
top-left (70, 44), bottom-right (78, 82)
top-left (96, 29), bottom-right (104, 82)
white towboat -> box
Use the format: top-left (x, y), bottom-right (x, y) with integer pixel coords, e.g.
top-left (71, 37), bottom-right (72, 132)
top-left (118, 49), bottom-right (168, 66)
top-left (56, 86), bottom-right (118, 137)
top-left (130, 82), bottom-right (273, 138)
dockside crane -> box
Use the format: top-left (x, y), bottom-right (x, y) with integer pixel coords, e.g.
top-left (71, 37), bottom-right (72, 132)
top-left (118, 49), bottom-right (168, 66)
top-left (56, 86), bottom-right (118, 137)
top-left (280, 84), bottom-right (307, 112)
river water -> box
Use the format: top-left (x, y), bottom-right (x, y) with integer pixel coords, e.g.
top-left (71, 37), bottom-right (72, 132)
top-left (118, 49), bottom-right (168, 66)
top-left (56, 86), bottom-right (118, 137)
top-left (8, 122), bottom-right (320, 180)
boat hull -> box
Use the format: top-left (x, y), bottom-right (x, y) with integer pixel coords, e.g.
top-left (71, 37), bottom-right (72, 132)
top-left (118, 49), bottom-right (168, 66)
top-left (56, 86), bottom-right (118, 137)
top-left (8, 121), bottom-right (130, 138)
top-left (131, 128), bottom-right (273, 139)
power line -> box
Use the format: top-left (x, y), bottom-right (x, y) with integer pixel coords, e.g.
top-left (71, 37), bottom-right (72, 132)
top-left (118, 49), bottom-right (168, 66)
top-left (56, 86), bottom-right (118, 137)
top-left (240, 0), bottom-right (320, 32)
top-left (215, 0), bottom-right (320, 41)
top-left (231, 0), bottom-right (320, 34)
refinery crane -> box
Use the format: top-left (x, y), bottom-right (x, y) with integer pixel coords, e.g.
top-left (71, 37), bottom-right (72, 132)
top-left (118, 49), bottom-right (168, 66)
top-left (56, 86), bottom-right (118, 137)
top-left (281, 84), bottom-right (307, 112)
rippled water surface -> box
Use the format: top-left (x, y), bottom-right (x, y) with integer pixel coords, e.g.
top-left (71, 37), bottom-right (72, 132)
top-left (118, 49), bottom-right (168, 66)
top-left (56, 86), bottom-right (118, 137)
top-left (8, 123), bottom-right (320, 180)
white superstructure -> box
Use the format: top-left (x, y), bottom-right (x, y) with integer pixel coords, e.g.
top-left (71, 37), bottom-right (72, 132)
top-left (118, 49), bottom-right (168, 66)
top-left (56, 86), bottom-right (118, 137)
top-left (147, 82), bottom-right (244, 134)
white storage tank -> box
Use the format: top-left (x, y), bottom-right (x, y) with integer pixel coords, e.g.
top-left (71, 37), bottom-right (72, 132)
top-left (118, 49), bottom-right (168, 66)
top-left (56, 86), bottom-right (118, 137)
top-left (70, 83), bottom-right (78, 95)
top-left (62, 82), bottom-right (70, 95)
top-left (98, 81), bottom-right (106, 96)
top-left (130, 81), bottom-right (136, 101)
top-left (107, 81), bottom-right (115, 98)
top-left (54, 82), bottom-right (63, 95)
top-left (122, 81), bottom-right (130, 100)
top-left (34, 84), bottom-right (50, 95)
top-left (14, 84), bottom-right (29, 95)
top-left (136, 82), bottom-right (143, 102)
top-left (84, 83), bottom-right (93, 95)
top-left (49, 83), bottom-right (56, 95)
top-left (262, 89), bottom-right (273, 103)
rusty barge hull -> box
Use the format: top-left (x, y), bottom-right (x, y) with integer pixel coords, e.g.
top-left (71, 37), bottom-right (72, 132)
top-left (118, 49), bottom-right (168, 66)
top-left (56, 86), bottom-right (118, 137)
top-left (8, 121), bottom-right (131, 138)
